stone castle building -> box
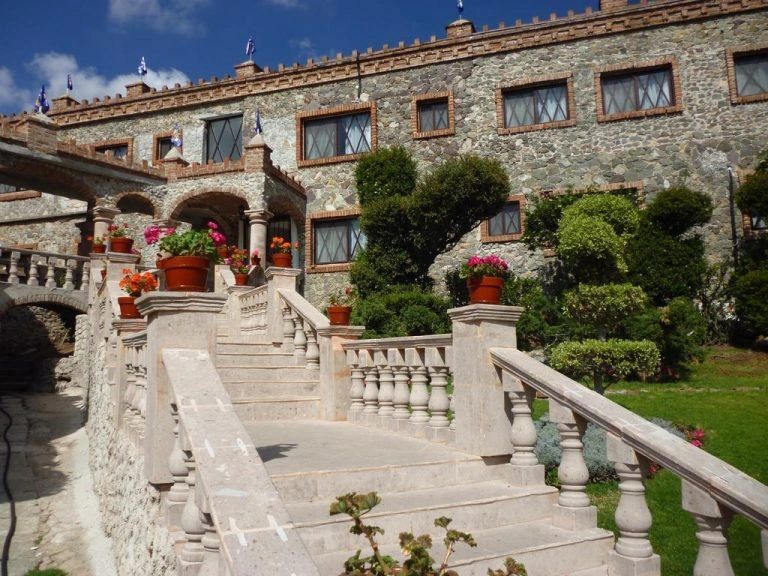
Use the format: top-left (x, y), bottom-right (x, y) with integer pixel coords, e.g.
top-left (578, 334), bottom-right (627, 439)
top-left (2, 0), bottom-right (768, 306)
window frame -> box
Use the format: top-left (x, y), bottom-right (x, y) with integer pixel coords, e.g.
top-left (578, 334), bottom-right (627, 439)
top-left (481, 194), bottom-right (527, 243)
top-left (727, 44), bottom-right (768, 106)
top-left (296, 102), bottom-right (377, 168)
top-left (203, 114), bottom-right (244, 165)
top-left (411, 92), bottom-right (455, 139)
top-left (305, 207), bottom-right (364, 273)
top-left (496, 73), bottom-right (576, 136)
top-left (152, 130), bottom-right (182, 164)
top-left (595, 58), bottom-right (682, 123)
top-left (92, 138), bottom-right (133, 161)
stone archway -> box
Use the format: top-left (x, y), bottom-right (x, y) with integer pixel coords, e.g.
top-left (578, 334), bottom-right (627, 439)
top-left (169, 189), bottom-right (251, 248)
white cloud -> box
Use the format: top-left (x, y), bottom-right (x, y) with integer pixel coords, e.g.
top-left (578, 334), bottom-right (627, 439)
top-left (0, 67), bottom-right (32, 111)
top-left (26, 52), bottom-right (190, 105)
top-left (290, 37), bottom-right (319, 60)
top-left (108, 0), bottom-right (209, 35)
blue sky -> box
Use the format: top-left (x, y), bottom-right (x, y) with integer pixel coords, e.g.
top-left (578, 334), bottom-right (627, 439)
top-left (0, 0), bottom-right (599, 115)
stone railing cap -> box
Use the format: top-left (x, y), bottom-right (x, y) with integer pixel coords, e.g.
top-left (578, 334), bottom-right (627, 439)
top-left (106, 252), bottom-right (141, 264)
top-left (316, 325), bottom-right (366, 337)
top-left (114, 318), bottom-right (147, 332)
top-left (448, 304), bottom-right (524, 323)
top-left (135, 291), bottom-right (228, 315)
top-left (265, 266), bottom-right (302, 279)
top-left (342, 333), bottom-right (452, 350)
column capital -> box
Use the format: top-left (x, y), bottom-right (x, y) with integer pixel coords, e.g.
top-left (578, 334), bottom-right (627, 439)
top-left (244, 209), bottom-right (273, 223)
top-left (152, 218), bottom-right (180, 229)
top-left (92, 205), bottom-right (121, 222)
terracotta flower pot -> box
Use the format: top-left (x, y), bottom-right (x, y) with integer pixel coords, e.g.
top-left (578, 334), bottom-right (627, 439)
top-left (271, 252), bottom-right (292, 268)
top-left (327, 305), bottom-right (352, 326)
top-left (251, 255), bottom-right (261, 267)
top-left (163, 255), bottom-right (211, 292)
top-left (467, 276), bottom-right (504, 305)
top-left (92, 244), bottom-right (106, 254)
top-left (118, 296), bottom-right (142, 319)
top-left (217, 245), bottom-right (229, 260)
top-left (110, 237), bottom-right (134, 253)
top-left (234, 273), bottom-right (249, 286)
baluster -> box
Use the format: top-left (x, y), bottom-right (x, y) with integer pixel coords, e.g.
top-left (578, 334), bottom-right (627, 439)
top-left (282, 305), bottom-right (294, 348)
top-left (45, 257), bottom-right (57, 288)
top-left (64, 259), bottom-right (76, 290)
top-left (167, 402), bottom-right (190, 527)
top-left (427, 366), bottom-right (450, 428)
top-left (362, 366), bottom-right (380, 415)
top-left (180, 429), bottom-right (205, 567)
top-left (376, 351), bottom-right (394, 418)
top-left (292, 311), bottom-right (307, 360)
top-left (348, 354), bottom-right (365, 413)
top-left (682, 480), bottom-right (735, 576)
top-left (80, 262), bottom-right (90, 290)
top-left (503, 373), bottom-right (540, 468)
top-left (305, 322), bottom-right (320, 369)
top-left (124, 347), bottom-right (137, 426)
top-left (27, 257), bottom-right (40, 286)
top-left (607, 434), bottom-right (660, 574)
top-left (8, 251), bottom-right (20, 284)
top-left (391, 363), bottom-right (411, 421)
top-left (408, 365), bottom-right (430, 424)
top-left (198, 508), bottom-right (220, 576)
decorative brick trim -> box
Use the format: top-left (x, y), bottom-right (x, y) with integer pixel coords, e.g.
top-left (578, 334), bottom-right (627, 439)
top-left (45, 1), bottom-right (768, 128)
top-left (411, 91), bottom-right (455, 140)
top-left (594, 57), bottom-right (683, 123)
top-left (0, 190), bottom-right (42, 202)
top-left (152, 130), bottom-right (182, 164)
top-left (92, 137), bottom-right (134, 162)
top-left (305, 207), bottom-right (361, 274)
top-left (480, 194), bottom-right (527, 243)
top-left (726, 43), bottom-right (768, 106)
top-left (496, 73), bottom-right (577, 136)
top-left (173, 158), bottom-right (244, 180)
top-left (296, 102), bottom-right (377, 168)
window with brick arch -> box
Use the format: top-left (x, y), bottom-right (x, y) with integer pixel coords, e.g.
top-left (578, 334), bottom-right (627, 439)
top-left (417, 99), bottom-right (450, 133)
top-left (488, 201), bottom-right (522, 237)
top-left (156, 137), bottom-right (173, 161)
top-left (95, 144), bottom-right (128, 160)
top-left (601, 67), bottom-right (674, 115)
top-left (734, 52), bottom-right (768, 98)
top-left (313, 217), bottom-right (366, 265)
top-left (303, 113), bottom-right (371, 161)
top-left (205, 115), bottom-right (243, 164)
top-left (503, 83), bottom-right (569, 128)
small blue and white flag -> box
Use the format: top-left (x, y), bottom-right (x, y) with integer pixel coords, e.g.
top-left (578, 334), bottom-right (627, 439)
top-left (138, 57), bottom-right (148, 77)
top-left (67, 74), bottom-right (73, 92)
top-left (458, 0), bottom-right (464, 16)
top-left (245, 37), bottom-right (255, 59)
top-left (35, 84), bottom-right (50, 114)
top-left (170, 124), bottom-right (183, 148)
top-left (253, 109), bottom-right (263, 135)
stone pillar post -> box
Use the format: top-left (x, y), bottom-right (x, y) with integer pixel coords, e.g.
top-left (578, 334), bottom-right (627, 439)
top-left (114, 319), bottom-right (147, 425)
top-left (447, 304), bottom-right (523, 457)
top-left (265, 267), bottom-right (300, 345)
top-left (316, 325), bottom-right (365, 421)
top-left (135, 292), bottom-right (228, 484)
top-left (92, 205), bottom-right (120, 245)
top-left (105, 251), bottom-right (141, 282)
top-left (245, 209), bottom-right (272, 265)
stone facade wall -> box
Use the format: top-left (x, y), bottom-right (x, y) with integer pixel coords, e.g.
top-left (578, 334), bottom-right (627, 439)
top-left (0, 193), bottom-right (88, 253)
top-left (12, 8), bottom-right (768, 307)
top-left (81, 328), bottom-right (176, 576)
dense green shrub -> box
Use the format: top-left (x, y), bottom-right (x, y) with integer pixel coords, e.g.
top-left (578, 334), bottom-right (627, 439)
top-left (549, 339), bottom-right (660, 394)
top-left (522, 193), bottom-right (580, 250)
top-left (354, 145), bottom-right (417, 204)
top-left (737, 236), bottom-right (768, 274)
top-left (559, 194), bottom-right (640, 238)
top-left (735, 171), bottom-right (768, 218)
top-left (350, 287), bottom-right (451, 339)
top-left (625, 298), bottom-right (706, 378)
top-left (627, 228), bottom-right (707, 305)
top-left (564, 283), bottom-right (647, 338)
top-left (731, 269), bottom-right (768, 338)
top-left (644, 186), bottom-right (714, 236)
top-left (557, 215), bottom-right (627, 282)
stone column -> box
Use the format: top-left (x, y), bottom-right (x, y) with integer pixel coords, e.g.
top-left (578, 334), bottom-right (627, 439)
top-left (316, 325), bottom-right (365, 421)
top-left (135, 292), bottom-right (228, 484)
top-left (92, 205), bottom-right (120, 244)
top-left (448, 304), bottom-right (523, 457)
top-left (245, 209), bottom-right (272, 265)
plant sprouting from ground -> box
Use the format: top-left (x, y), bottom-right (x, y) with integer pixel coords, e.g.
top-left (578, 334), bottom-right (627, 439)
top-left (487, 558), bottom-right (528, 576)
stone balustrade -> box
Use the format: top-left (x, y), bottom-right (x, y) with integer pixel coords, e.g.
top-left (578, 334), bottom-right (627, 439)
top-left (237, 285), bottom-right (269, 336)
top-left (277, 288), bottom-right (330, 369)
top-left (121, 330), bottom-right (148, 444)
top-left (490, 346), bottom-right (768, 576)
top-left (0, 245), bottom-right (90, 290)
top-left (342, 334), bottom-right (454, 443)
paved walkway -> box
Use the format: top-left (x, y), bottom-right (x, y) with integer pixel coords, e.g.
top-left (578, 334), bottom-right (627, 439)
top-left (0, 390), bottom-right (116, 576)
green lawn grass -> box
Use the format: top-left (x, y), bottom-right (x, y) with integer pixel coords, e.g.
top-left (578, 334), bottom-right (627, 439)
top-left (583, 346), bottom-right (768, 575)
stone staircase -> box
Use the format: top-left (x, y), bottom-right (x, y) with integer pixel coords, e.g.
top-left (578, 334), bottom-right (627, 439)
top-left (214, 335), bottom-right (614, 576)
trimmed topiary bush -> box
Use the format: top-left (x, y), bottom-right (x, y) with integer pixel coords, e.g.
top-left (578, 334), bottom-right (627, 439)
top-left (731, 269), bottom-right (768, 338)
top-left (557, 215), bottom-right (627, 282)
top-left (735, 171), bottom-right (768, 218)
top-left (522, 193), bottom-right (580, 251)
top-left (564, 283), bottom-right (647, 339)
top-left (559, 194), bottom-right (640, 238)
top-left (644, 186), bottom-right (714, 237)
top-left (355, 145), bottom-right (417, 205)
top-left (350, 287), bottom-right (451, 339)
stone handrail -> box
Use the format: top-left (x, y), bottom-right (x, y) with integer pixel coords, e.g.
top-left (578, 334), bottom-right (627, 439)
top-left (162, 348), bottom-right (321, 576)
top-left (341, 334), bottom-right (454, 443)
top-left (0, 245), bottom-right (90, 290)
top-left (276, 288), bottom-right (330, 369)
top-left (490, 346), bottom-right (768, 575)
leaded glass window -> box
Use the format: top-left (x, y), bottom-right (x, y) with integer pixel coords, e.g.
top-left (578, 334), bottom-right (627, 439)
top-left (735, 53), bottom-right (768, 97)
top-left (488, 202), bottom-right (522, 237)
top-left (601, 68), bottom-right (673, 115)
top-left (205, 115), bottom-right (243, 163)
top-left (314, 218), bottom-right (366, 265)
top-left (752, 214), bottom-right (767, 231)
top-left (503, 83), bottom-right (569, 128)
top-left (418, 100), bottom-right (449, 133)
top-left (304, 113), bottom-right (371, 160)
top-left (156, 137), bottom-right (173, 161)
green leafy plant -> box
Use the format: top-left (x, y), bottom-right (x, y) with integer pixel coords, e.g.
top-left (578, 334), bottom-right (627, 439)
top-left (329, 285), bottom-right (358, 307)
top-left (735, 171), bottom-right (768, 218)
top-left (564, 283), bottom-right (647, 339)
top-left (486, 558), bottom-right (528, 576)
top-left (107, 222), bottom-right (130, 238)
top-left (351, 287), bottom-right (450, 339)
top-left (521, 193), bottom-right (580, 251)
top-left (557, 215), bottom-right (627, 282)
top-left (731, 269), bottom-right (768, 339)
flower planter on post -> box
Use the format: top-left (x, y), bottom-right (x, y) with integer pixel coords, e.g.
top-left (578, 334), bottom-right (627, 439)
top-left (327, 305), bottom-right (352, 326)
top-left (161, 256), bottom-right (211, 292)
top-left (118, 296), bottom-right (142, 319)
top-left (110, 237), bottom-right (134, 254)
top-left (467, 276), bottom-right (504, 304)
top-left (234, 273), bottom-right (249, 286)
top-left (271, 252), bottom-right (293, 268)
top-left (461, 254), bottom-right (509, 306)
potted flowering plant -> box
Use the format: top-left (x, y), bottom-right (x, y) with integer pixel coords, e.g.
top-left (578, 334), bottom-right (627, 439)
top-left (227, 247), bottom-right (250, 286)
top-left (108, 223), bottom-right (133, 253)
top-left (90, 235), bottom-right (106, 254)
top-left (327, 286), bottom-right (357, 326)
top-left (270, 236), bottom-right (298, 268)
top-left (145, 221), bottom-right (226, 291)
top-left (250, 249), bottom-right (261, 267)
top-left (117, 268), bottom-right (158, 318)
top-left (459, 254), bottom-right (509, 304)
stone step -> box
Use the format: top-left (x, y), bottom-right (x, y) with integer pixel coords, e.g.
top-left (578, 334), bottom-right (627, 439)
top-left (313, 521), bottom-right (613, 576)
top-left (223, 379), bottom-right (319, 400)
top-left (233, 397), bottom-right (320, 421)
top-left (216, 341), bottom-right (291, 355)
top-left (216, 351), bottom-right (298, 367)
top-left (217, 365), bottom-right (317, 381)
top-left (288, 481), bottom-right (558, 555)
